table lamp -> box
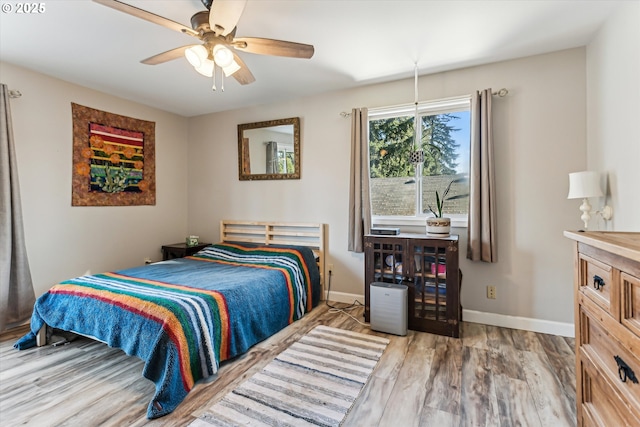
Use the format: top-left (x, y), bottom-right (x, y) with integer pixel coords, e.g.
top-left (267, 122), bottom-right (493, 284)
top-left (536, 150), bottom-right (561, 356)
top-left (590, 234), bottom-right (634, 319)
top-left (567, 171), bottom-right (612, 229)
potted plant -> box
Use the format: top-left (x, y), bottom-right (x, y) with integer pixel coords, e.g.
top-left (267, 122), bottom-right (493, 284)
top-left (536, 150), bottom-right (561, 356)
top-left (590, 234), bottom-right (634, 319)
top-left (426, 177), bottom-right (468, 235)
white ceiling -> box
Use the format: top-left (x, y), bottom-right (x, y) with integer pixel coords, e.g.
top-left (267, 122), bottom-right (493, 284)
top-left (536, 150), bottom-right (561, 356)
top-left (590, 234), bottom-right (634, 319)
top-left (0, 0), bottom-right (623, 117)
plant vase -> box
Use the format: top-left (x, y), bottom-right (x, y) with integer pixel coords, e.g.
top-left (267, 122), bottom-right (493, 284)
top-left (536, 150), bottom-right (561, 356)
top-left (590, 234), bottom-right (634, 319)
top-left (426, 217), bottom-right (451, 236)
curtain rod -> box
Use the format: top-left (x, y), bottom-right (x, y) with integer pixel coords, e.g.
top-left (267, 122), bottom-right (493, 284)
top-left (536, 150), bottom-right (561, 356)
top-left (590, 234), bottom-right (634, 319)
top-left (340, 88), bottom-right (508, 117)
top-left (9, 89), bottom-right (22, 99)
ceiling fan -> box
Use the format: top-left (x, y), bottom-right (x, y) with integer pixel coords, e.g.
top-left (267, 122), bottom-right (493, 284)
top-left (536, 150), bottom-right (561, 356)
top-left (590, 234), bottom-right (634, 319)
top-left (93, 0), bottom-right (314, 89)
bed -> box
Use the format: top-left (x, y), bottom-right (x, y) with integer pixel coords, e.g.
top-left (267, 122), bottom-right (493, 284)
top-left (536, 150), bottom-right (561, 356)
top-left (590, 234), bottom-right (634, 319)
top-left (14, 220), bottom-right (325, 419)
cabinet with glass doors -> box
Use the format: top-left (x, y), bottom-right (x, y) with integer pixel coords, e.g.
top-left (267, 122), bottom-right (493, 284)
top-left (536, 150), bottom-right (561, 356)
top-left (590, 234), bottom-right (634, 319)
top-left (364, 233), bottom-right (461, 337)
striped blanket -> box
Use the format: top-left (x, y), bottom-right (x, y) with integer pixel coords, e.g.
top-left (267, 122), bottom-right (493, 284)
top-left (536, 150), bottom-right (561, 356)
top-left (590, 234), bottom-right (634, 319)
top-left (15, 243), bottom-right (320, 419)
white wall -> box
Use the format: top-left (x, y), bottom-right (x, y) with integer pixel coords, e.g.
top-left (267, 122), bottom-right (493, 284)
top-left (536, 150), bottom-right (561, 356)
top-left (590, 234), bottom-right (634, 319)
top-left (587, 1), bottom-right (640, 231)
top-left (188, 48), bottom-right (587, 329)
top-left (0, 62), bottom-right (190, 296)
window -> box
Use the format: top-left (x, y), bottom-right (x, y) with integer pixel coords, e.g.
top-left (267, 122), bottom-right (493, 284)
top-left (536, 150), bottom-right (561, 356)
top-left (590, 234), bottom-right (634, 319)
top-left (368, 96), bottom-right (471, 227)
top-left (277, 147), bottom-right (295, 173)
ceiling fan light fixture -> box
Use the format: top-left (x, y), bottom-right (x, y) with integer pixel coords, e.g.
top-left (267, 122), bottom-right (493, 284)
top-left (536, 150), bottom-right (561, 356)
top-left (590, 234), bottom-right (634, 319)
top-left (222, 59), bottom-right (241, 77)
top-left (94, 0), bottom-right (315, 89)
top-left (185, 45), bottom-right (208, 68)
top-left (195, 58), bottom-right (215, 77)
top-left (213, 44), bottom-right (234, 68)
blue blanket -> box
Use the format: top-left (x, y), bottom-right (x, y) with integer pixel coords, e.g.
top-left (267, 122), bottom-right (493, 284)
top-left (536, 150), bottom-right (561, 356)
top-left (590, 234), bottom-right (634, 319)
top-left (15, 243), bottom-right (320, 418)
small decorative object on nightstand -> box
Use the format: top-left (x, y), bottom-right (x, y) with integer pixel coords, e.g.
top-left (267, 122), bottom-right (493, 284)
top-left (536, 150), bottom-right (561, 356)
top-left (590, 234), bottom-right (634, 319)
top-left (161, 242), bottom-right (211, 261)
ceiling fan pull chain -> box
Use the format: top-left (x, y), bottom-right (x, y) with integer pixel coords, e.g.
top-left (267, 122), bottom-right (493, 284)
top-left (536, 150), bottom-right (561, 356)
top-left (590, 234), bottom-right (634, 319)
top-left (221, 71), bottom-right (225, 92)
top-left (212, 64), bottom-right (217, 91)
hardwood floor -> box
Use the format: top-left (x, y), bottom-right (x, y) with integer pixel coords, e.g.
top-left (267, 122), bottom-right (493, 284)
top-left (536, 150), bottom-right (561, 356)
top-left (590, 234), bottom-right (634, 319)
top-left (0, 303), bottom-right (576, 426)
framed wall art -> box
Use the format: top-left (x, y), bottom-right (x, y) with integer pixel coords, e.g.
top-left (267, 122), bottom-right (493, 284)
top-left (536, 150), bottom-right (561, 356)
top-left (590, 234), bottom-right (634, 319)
top-left (71, 103), bottom-right (156, 206)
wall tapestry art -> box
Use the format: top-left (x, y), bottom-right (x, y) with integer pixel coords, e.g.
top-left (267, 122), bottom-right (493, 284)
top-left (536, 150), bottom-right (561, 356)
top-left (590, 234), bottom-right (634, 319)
top-left (71, 103), bottom-right (156, 206)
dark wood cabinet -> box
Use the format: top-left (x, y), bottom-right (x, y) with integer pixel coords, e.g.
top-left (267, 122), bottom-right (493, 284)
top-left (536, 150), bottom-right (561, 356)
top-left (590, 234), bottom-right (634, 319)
top-left (161, 242), bottom-right (211, 260)
top-left (364, 233), bottom-right (461, 337)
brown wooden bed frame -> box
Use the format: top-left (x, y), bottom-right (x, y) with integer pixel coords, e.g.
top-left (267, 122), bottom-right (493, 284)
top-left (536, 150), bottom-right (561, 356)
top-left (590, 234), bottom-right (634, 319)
top-left (35, 220), bottom-right (326, 347)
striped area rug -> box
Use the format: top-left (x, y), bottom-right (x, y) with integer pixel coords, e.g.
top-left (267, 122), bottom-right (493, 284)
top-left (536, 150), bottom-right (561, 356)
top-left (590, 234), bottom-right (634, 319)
top-left (190, 325), bottom-right (389, 427)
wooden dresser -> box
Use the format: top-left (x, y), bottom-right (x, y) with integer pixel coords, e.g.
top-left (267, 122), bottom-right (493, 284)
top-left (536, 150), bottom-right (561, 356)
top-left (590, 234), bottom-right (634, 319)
top-left (564, 231), bottom-right (640, 426)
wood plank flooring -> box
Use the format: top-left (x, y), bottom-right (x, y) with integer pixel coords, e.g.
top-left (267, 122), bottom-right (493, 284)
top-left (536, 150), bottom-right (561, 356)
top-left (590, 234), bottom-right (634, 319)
top-left (0, 303), bottom-right (576, 426)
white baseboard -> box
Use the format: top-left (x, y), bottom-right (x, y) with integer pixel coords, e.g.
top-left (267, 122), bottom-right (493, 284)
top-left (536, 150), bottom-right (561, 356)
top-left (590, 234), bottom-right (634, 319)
top-left (324, 291), bottom-right (575, 338)
top-left (462, 309), bottom-right (575, 338)
top-left (324, 291), bottom-right (365, 306)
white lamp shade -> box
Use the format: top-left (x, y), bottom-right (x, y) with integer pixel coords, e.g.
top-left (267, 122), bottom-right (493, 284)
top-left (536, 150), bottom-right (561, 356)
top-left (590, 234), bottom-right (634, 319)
top-left (195, 59), bottom-right (214, 77)
top-left (568, 171), bottom-right (604, 199)
top-left (213, 45), bottom-right (234, 68)
top-left (185, 45), bottom-right (208, 68)
top-left (222, 59), bottom-right (241, 77)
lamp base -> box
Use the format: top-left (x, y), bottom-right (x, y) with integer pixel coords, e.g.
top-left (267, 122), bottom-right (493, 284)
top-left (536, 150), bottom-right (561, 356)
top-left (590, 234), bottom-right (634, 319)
top-left (579, 198), bottom-right (592, 229)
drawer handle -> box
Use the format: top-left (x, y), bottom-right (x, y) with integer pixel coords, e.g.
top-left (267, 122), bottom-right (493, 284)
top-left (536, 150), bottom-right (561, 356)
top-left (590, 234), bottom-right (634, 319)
top-left (614, 355), bottom-right (639, 384)
top-left (593, 275), bottom-right (606, 290)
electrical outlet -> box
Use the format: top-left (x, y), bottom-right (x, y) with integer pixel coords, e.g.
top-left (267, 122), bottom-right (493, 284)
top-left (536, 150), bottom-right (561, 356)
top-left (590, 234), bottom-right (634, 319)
top-left (487, 285), bottom-right (496, 299)
top-left (328, 263), bottom-right (334, 273)
top-left (144, 258), bottom-right (152, 265)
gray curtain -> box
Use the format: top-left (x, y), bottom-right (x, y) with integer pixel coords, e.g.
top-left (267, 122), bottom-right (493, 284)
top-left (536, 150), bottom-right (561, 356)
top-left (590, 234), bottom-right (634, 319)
top-left (265, 141), bottom-right (277, 173)
top-left (467, 89), bottom-right (497, 262)
top-left (0, 84), bottom-right (35, 332)
top-left (348, 108), bottom-right (371, 253)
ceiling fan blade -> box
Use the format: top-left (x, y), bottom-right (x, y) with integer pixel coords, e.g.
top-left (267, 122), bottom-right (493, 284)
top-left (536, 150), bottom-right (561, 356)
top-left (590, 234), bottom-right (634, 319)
top-left (232, 37), bottom-right (314, 59)
top-left (141, 45), bottom-right (197, 65)
top-left (209, 0), bottom-right (247, 36)
top-left (231, 52), bottom-right (255, 85)
top-left (93, 0), bottom-right (198, 37)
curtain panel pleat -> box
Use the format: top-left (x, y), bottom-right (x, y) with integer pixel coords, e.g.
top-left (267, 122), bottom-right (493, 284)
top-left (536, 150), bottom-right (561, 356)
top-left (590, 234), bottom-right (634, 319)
top-left (348, 108), bottom-right (371, 253)
top-left (0, 83), bottom-right (36, 332)
top-left (467, 89), bottom-right (498, 262)
top-left (265, 141), bottom-right (277, 174)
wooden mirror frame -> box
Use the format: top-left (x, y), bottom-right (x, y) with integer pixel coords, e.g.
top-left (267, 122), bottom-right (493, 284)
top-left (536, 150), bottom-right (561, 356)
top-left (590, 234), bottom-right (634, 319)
top-left (238, 117), bottom-right (300, 181)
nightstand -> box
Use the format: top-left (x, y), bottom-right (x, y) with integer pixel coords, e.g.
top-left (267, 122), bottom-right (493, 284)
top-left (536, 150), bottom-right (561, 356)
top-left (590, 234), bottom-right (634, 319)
top-left (161, 242), bottom-right (211, 260)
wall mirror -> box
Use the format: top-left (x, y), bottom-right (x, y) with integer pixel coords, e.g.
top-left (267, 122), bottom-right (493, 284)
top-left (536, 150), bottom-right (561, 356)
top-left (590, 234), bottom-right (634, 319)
top-left (238, 117), bottom-right (300, 180)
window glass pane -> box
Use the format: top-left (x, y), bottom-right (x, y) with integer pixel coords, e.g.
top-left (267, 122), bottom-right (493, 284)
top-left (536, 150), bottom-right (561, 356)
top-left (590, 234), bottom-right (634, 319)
top-left (369, 115), bottom-right (416, 216)
top-left (369, 100), bottom-right (470, 220)
top-left (277, 149), bottom-right (294, 173)
top-left (422, 111), bottom-right (470, 217)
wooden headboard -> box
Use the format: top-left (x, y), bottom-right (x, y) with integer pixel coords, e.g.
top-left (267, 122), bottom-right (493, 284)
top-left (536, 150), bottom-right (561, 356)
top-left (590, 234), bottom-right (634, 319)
top-left (220, 220), bottom-right (326, 296)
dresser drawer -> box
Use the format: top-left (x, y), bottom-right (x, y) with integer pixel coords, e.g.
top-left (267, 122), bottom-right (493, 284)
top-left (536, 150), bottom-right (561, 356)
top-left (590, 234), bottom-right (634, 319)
top-left (579, 253), bottom-right (617, 320)
top-left (580, 355), bottom-right (640, 427)
top-left (580, 303), bottom-right (640, 413)
top-left (622, 272), bottom-right (640, 339)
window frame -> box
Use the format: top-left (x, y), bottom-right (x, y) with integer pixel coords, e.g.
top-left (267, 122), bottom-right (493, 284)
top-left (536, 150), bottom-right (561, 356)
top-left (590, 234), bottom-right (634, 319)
top-left (368, 95), bottom-right (471, 229)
